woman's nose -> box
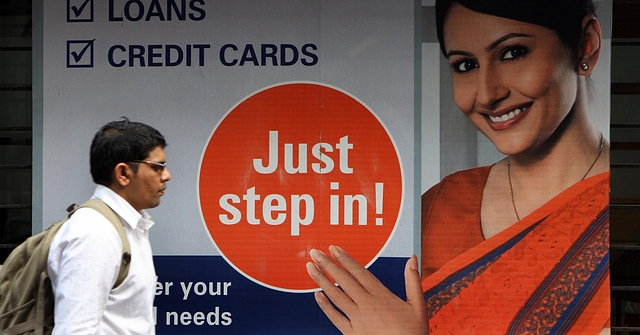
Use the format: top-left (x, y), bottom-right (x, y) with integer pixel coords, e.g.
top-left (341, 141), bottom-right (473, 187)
top-left (476, 65), bottom-right (509, 108)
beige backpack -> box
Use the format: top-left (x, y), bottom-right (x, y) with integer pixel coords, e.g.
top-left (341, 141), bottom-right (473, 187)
top-left (0, 199), bottom-right (131, 335)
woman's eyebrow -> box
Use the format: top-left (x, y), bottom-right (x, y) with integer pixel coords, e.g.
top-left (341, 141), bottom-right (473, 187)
top-left (445, 32), bottom-right (533, 59)
top-left (445, 50), bottom-right (473, 59)
top-left (486, 33), bottom-right (533, 52)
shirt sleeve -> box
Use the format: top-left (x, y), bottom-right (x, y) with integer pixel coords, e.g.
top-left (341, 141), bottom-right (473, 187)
top-left (47, 207), bottom-right (123, 335)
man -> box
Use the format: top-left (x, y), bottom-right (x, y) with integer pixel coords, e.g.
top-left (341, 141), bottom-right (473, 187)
top-left (47, 118), bottom-right (171, 334)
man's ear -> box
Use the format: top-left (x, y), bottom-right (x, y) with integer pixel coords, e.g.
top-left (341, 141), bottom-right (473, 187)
top-left (113, 162), bottom-right (132, 187)
top-left (578, 14), bottom-right (602, 76)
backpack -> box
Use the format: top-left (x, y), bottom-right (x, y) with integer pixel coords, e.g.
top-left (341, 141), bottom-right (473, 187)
top-left (0, 199), bottom-right (131, 335)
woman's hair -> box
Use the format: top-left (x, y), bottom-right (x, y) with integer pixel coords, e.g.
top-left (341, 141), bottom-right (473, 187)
top-left (90, 117), bottom-right (167, 186)
top-left (435, 0), bottom-right (596, 60)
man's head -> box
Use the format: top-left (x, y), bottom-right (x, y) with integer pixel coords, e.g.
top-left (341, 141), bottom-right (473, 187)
top-left (90, 118), bottom-right (171, 211)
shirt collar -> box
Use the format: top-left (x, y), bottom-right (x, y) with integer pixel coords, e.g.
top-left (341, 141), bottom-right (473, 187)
top-left (93, 185), bottom-right (155, 231)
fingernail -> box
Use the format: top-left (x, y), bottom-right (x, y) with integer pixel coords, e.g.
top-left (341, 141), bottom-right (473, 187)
top-left (314, 291), bottom-right (325, 303)
top-left (306, 261), bottom-right (319, 275)
top-left (328, 245), bottom-right (342, 258)
top-left (309, 249), bottom-right (323, 263)
top-left (408, 254), bottom-right (418, 271)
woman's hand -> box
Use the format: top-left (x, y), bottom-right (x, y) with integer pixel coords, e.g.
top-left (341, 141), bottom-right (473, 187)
top-left (306, 245), bottom-right (428, 335)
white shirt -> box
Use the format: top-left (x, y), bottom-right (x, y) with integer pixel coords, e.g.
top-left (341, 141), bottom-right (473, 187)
top-left (47, 185), bottom-right (157, 335)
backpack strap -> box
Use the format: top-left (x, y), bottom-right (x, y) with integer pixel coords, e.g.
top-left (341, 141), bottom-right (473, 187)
top-left (70, 199), bottom-right (131, 288)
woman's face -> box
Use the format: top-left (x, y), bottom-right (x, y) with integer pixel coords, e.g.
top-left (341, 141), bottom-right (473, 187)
top-left (443, 3), bottom-right (579, 156)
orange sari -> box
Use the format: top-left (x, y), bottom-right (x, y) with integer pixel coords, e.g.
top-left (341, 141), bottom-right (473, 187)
top-left (421, 170), bottom-right (610, 334)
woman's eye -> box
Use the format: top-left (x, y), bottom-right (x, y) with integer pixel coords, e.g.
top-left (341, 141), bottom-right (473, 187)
top-left (501, 46), bottom-right (528, 60)
top-left (451, 59), bottom-right (478, 73)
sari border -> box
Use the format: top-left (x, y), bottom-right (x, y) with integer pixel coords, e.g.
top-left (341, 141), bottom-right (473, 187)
top-left (554, 252), bottom-right (609, 334)
top-left (507, 207), bottom-right (610, 334)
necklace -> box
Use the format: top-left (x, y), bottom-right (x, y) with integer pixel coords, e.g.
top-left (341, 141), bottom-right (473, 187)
top-left (507, 132), bottom-right (604, 221)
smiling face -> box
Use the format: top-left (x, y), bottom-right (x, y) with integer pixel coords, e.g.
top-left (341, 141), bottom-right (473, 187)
top-left (124, 145), bottom-right (171, 212)
top-left (443, 3), bottom-right (580, 156)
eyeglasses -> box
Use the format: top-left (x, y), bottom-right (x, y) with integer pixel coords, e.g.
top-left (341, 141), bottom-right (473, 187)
top-left (130, 160), bottom-right (167, 172)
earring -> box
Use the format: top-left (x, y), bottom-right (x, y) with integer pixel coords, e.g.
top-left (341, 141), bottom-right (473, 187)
top-left (582, 63), bottom-right (589, 71)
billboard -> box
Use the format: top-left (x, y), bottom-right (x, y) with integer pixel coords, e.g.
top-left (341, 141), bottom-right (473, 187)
top-left (37, 0), bottom-right (415, 333)
top-left (34, 0), bottom-right (611, 333)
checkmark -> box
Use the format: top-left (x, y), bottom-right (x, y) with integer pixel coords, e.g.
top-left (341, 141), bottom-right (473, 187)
top-left (71, 0), bottom-right (91, 17)
top-left (67, 0), bottom-right (93, 22)
top-left (70, 42), bottom-right (92, 63)
top-left (67, 40), bottom-right (95, 68)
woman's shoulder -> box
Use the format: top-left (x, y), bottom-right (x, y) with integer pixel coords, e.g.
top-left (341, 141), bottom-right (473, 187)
top-left (421, 165), bottom-right (492, 224)
top-left (427, 165), bottom-right (492, 196)
top-left (422, 166), bottom-right (491, 215)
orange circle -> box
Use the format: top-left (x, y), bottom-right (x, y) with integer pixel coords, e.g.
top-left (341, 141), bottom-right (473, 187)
top-left (199, 82), bottom-right (403, 292)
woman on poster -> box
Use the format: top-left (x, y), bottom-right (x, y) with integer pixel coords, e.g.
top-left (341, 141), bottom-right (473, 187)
top-left (306, 0), bottom-right (610, 333)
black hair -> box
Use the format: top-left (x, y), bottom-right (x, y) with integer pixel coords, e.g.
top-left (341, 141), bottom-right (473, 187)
top-left (90, 117), bottom-right (167, 186)
top-left (436, 0), bottom-right (596, 60)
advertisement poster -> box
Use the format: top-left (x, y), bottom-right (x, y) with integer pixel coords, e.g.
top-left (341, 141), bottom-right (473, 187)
top-left (34, 0), bottom-right (611, 333)
top-left (420, 0), bottom-right (612, 333)
top-left (37, 0), bottom-right (416, 333)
